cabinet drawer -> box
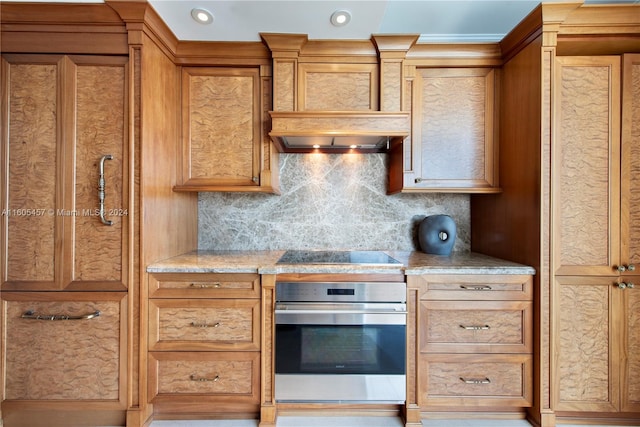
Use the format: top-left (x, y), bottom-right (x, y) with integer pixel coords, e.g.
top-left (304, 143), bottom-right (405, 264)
top-left (420, 300), bottom-right (532, 353)
top-left (420, 354), bottom-right (532, 407)
top-left (418, 274), bottom-right (532, 300)
top-left (149, 273), bottom-right (260, 299)
top-left (2, 292), bottom-right (126, 401)
top-left (149, 299), bottom-right (260, 351)
top-left (148, 351), bottom-right (260, 404)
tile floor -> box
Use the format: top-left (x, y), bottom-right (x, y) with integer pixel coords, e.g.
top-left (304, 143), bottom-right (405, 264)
top-left (148, 417), bottom-right (633, 427)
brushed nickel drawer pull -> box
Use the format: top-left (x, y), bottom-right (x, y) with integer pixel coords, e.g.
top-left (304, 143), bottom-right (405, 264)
top-left (460, 377), bottom-right (491, 384)
top-left (98, 154), bottom-right (114, 226)
top-left (21, 310), bottom-right (101, 321)
top-left (460, 324), bottom-right (490, 330)
top-left (190, 321), bottom-right (220, 328)
top-left (190, 374), bottom-right (220, 382)
top-left (460, 285), bottom-right (492, 291)
top-left (189, 283), bottom-right (222, 289)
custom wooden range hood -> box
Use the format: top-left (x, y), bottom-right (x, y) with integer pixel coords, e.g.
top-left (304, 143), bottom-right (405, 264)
top-left (262, 33), bottom-right (417, 154)
top-left (269, 110), bottom-right (410, 153)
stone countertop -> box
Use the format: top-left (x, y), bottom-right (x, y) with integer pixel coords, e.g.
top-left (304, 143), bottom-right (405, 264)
top-left (147, 250), bottom-right (535, 275)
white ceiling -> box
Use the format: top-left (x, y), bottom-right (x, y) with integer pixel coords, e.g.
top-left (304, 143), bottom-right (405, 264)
top-left (4, 0), bottom-right (640, 43)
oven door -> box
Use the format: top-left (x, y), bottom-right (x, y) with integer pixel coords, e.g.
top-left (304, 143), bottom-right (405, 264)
top-left (275, 303), bottom-right (406, 403)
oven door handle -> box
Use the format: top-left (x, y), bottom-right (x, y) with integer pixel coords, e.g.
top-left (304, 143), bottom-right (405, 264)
top-left (275, 303), bottom-right (406, 314)
top-left (275, 309), bottom-right (406, 315)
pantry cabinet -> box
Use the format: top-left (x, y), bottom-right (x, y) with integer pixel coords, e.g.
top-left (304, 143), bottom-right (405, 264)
top-left (1, 54), bottom-right (129, 292)
top-left (389, 67), bottom-right (500, 194)
top-left (410, 274), bottom-right (533, 411)
top-left (174, 67), bottom-right (279, 193)
top-left (147, 273), bottom-right (261, 416)
top-left (552, 54), bottom-right (640, 413)
top-left (0, 52), bottom-right (131, 426)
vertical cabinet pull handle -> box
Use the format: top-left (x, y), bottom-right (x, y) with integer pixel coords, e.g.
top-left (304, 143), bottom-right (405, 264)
top-left (98, 155), bottom-right (114, 226)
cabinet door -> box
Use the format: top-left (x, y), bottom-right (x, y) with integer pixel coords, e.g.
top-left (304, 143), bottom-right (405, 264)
top-left (553, 276), bottom-right (620, 412)
top-left (553, 56), bottom-right (621, 276)
top-left (621, 54), bottom-right (640, 271)
top-left (620, 53), bottom-right (640, 414)
top-left (622, 279), bottom-right (640, 411)
top-left (66, 56), bottom-right (129, 291)
top-left (3, 292), bottom-right (126, 401)
top-left (407, 68), bottom-right (499, 193)
top-left (1, 55), bottom-right (128, 291)
top-left (178, 67), bottom-right (261, 190)
top-left (1, 56), bottom-right (59, 289)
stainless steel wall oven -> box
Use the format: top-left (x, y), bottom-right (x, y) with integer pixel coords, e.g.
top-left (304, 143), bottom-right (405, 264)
top-left (275, 279), bottom-right (407, 403)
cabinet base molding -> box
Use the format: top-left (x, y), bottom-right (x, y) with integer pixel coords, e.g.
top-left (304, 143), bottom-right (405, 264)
top-left (555, 414), bottom-right (640, 425)
top-left (276, 404), bottom-right (401, 418)
top-left (1, 407), bottom-right (126, 427)
top-left (420, 410), bottom-right (528, 420)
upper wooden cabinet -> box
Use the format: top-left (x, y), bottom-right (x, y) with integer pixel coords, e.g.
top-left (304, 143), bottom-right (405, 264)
top-left (389, 67), bottom-right (500, 194)
top-left (1, 54), bottom-right (130, 292)
top-left (174, 66), bottom-right (279, 193)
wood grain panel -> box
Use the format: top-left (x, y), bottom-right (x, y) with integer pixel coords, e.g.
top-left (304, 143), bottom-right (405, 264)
top-left (299, 63), bottom-right (378, 111)
top-left (418, 68), bottom-right (488, 180)
top-left (554, 56), bottom-right (620, 274)
top-left (273, 60), bottom-right (295, 111)
top-left (73, 62), bottom-right (126, 283)
top-left (420, 300), bottom-right (531, 353)
top-left (3, 293), bottom-right (125, 400)
top-left (381, 61), bottom-right (402, 111)
top-left (149, 299), bottom-right (260, 351)
top-left (554, 277), bottom-right (617, 411)
top-left (183, 68), bottom-right (259, 185)
top-left (622, 55), bottom-right (640, 268)
top-left (5, 62), bottom-right (57, 283)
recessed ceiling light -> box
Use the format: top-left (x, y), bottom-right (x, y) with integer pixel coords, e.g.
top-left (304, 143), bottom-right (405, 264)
top-left (330, 10), bottom-right (351, 27)
top-left (191, 8), bottom-right (213, 24)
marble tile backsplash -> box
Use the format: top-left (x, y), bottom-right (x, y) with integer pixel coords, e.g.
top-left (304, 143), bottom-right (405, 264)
top-left (198, 153), bottom-right (470, 252)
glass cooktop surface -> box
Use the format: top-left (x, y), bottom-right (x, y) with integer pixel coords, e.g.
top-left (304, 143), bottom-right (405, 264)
top-left (276, 250), bottom-right (401, 266)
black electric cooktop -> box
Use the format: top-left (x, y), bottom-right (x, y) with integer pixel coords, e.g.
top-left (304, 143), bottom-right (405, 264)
top-left (276, 250), bottom-right (401, 266)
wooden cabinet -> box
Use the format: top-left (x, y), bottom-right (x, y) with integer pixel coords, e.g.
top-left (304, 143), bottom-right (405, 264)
top-left (411, 274), bottom-right (533, 410)
top-left (389, 67), bottom-right (500, 194)
top-left (1, 54), bottom-right (129, 292)
top-left (0, 53), bottom-right (131, 427)
top-left (552, 54), bottom-right (640, 413)
top-left (1, 292), bottom-right (127, 426)
top-left (147, 273), bottom-right (261, 416)
top-left (174, 67), bottom-right (279, 193)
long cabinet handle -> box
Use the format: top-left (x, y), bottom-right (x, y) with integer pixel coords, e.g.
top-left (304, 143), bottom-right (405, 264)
top-left (98, 154), bottom-right (114, 226)
top-left (190, 374), bottom-right (220, 382)
top-left (189, 283), bottom-right (221, 289)
top-left (21, 310), bottom-right (101, 321)
top-left (460, 324), bottom-right (490, 330)
top-left (190, 321), bottom-right (221, 328)
top-left (460, 285), bottom-right (492, 291)
top-left (460, 377), bottom-right (491, 384)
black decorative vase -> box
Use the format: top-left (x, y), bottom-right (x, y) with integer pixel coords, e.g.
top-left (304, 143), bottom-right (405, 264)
top-left (418, 214), bottom-right (456, 256)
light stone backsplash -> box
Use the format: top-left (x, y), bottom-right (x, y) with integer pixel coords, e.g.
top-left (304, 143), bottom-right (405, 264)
top-left (198, 153), bottom-right (470, 252)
